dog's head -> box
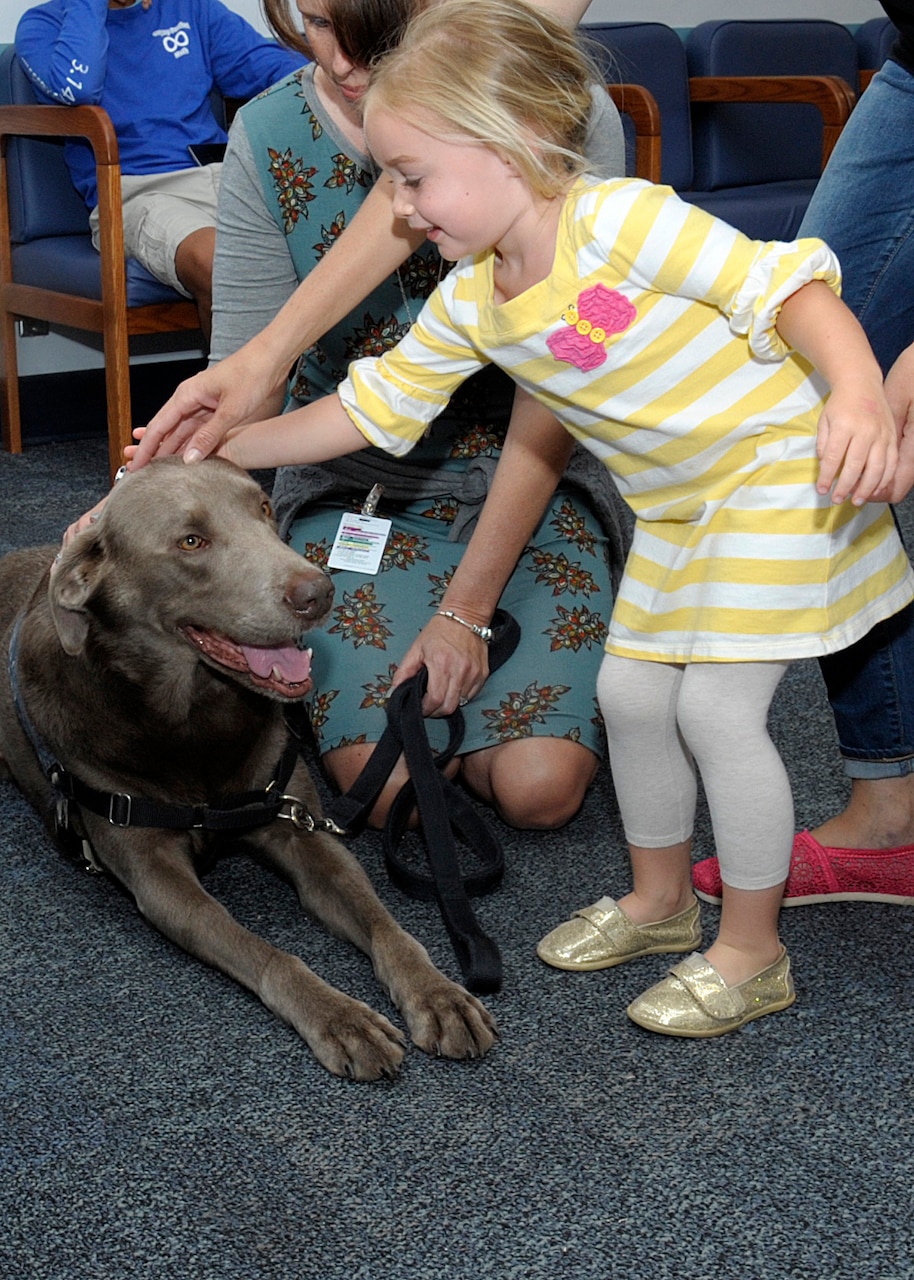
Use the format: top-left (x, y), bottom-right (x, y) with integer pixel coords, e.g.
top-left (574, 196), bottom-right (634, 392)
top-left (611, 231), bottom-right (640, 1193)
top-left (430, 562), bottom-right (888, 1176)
top-left (49, 457), bottom-right (333, 701)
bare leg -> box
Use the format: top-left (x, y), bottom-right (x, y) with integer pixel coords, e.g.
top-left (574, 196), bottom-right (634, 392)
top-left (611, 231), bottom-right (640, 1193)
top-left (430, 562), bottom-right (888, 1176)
top-left (175, 226), bottom-right (215, 341)
top-left (706, 882), bottom-right (786, 985)
top-left (325, 735), bottom-right (598, 831)
top-left (461, 736), bottom-right (599, 829)
top-left (618, 840), bottom-right (694, 923)
top-left (810, 775), bottom-right (914, 849)
top-left (323, 741), bottom-right (457, 830)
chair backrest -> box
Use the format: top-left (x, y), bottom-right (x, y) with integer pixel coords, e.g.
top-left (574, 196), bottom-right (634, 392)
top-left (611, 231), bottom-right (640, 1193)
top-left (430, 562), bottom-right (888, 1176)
top-left (583, 23), bottom-right (693, 191)
top-left (0, 44), bottom-right (90, 243)
top-left (685, 19), bottom-right (858, 192)
top-left (855, 16), bottom-right (899, 73)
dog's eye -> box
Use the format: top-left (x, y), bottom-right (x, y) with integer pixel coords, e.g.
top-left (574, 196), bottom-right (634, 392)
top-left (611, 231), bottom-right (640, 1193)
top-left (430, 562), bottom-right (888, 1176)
top-left (178, 534), bottom-right (208, 552)
top-left (261, 499), bottom-right (273, 520)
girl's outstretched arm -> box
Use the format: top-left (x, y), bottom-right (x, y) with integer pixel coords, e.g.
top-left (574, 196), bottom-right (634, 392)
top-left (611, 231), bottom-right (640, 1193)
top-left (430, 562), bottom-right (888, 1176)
top-left (776, 280), bottom-right (897, 505)
top-left (214, 394), bottom-right (369, 471)
top-left (130, 0), bottom-right (594, 471)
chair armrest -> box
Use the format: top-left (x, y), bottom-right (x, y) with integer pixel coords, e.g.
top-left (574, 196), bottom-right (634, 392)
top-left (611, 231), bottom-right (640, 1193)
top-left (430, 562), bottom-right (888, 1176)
top-left (0, 102), bottom-right (119, 158)
top-left (606, 82), bottom-right (662, 182)
top-left (687, 74), bottom-right (856, 167)
top-left (0, 102), bottom-right (128, 323)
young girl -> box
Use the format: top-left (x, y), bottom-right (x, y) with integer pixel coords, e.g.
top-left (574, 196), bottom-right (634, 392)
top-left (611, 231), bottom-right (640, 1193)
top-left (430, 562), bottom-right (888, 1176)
top-left (165, 0), bottom-right (914, 1036)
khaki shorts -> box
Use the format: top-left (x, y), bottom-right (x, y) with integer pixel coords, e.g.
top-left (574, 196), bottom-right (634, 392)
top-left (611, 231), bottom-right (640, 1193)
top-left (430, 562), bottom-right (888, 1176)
top-left (89, 164), bottom-right (222, 295)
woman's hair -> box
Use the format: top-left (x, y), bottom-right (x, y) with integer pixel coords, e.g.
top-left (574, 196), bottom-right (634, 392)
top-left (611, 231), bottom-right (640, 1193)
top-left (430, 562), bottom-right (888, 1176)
top-left (262, 0), bottom-right (417, 66)
top-left (365, 0), bottom-right (600, 197)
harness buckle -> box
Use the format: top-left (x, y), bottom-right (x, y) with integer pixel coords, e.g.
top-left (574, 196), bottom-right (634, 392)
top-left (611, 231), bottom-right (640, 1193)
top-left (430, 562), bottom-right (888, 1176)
top-left (275, 795), bottom-right (348, 836)
top-left (108, 792), bottom-right (133, 826)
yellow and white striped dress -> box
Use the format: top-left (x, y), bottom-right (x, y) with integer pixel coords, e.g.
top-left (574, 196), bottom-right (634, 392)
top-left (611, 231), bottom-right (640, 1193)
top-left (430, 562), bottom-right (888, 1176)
top-left (339, 176), bottom-right (914, 662)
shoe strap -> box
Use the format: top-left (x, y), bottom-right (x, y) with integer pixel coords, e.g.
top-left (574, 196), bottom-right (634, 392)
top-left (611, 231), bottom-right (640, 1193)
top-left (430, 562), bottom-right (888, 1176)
top-left (670, 953), bottom-right (747, 1020)
top-left (575, 897), bottom-right (644, 952)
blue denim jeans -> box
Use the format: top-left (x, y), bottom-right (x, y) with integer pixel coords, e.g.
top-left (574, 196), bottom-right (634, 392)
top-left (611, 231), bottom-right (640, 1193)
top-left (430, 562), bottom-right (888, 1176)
top-left (818, 600), bottom-right (914, 778)
top-left (799, 59), bottom-right (914, 375)
top-left (798, 59), bottom-right (914, 778)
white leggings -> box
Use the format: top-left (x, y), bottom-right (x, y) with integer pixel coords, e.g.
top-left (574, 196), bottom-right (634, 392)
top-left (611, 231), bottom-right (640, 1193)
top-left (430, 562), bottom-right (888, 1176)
top-left (597, 654), bottom-right (794, 891)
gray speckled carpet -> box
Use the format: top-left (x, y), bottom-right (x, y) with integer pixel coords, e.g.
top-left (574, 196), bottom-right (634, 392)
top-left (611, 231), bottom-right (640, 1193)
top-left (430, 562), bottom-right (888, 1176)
top-left (2, 438), bottom-right (912, 1280)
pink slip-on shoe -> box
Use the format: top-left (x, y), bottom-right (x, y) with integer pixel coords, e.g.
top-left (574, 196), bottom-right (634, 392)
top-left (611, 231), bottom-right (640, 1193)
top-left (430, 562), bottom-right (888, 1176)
top-left (692, 829), bottom-right (914, 907)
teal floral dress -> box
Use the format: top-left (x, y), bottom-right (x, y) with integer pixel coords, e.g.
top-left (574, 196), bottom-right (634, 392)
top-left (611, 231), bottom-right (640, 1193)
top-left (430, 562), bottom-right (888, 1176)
top-left (215, 66), bottom-right (630, 757)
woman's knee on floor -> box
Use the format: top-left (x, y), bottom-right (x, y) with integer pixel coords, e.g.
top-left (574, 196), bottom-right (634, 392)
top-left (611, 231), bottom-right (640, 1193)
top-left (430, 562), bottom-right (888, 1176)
top-left (461, 737), bottom-right (599, 829)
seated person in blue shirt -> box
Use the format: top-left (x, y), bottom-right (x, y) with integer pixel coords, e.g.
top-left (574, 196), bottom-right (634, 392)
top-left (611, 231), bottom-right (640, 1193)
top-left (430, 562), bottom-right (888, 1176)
top-left (16, 0), bottom-right (306, 339)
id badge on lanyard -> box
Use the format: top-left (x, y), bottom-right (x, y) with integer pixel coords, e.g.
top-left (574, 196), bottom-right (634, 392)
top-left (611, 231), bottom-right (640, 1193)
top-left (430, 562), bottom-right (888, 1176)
top-left (327, 484), bottom-right (391, 575)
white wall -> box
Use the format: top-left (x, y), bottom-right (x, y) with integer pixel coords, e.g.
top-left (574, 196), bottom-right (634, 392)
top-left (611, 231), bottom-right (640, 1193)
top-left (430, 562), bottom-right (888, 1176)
top-left (0, 0), bottom-right (887, 44)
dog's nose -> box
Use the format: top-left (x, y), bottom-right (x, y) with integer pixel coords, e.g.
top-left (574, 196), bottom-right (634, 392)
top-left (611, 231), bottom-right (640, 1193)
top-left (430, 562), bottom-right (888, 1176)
top-left (286, 570), bottom-right (334, 621)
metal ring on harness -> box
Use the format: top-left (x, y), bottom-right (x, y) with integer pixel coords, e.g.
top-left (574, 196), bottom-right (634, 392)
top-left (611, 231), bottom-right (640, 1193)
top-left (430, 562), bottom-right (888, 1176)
top-left (275, 797), bottom-right (349, 836)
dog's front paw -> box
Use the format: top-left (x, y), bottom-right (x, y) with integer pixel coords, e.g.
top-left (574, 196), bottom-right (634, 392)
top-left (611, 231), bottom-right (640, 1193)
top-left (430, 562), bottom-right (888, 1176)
top-left (304, 997), bottom-right (408, 1081)
top-left (261, 955), bottom-right (406, 1080)
top-left (398, 974), bottom-right (498, 1061)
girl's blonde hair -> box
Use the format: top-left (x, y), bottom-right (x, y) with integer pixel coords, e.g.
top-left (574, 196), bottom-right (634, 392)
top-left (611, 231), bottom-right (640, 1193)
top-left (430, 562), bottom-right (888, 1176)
top-left (365, 0), bottom-right (599, 198)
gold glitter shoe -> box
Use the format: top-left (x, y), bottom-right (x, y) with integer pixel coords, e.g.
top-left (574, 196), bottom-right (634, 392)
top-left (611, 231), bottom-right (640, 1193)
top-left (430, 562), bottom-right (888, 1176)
top-left (536, 896), bottom-right (702, 971)
top-left (626, 947), bottom-right (795, 1037)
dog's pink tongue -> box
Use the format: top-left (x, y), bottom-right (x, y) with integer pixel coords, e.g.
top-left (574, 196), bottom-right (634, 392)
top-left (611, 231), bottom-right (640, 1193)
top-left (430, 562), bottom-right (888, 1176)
top-left (241, 644), bottom-right (312, 684)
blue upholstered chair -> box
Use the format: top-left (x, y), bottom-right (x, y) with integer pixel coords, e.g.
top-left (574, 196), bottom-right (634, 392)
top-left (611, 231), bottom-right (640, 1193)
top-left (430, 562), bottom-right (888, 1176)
top-left (584, 21), bottom-right (856, 243)
top-left (685, 19), bottom-right (858, 241)
top-left (0, 44), bottom-right (206, 477)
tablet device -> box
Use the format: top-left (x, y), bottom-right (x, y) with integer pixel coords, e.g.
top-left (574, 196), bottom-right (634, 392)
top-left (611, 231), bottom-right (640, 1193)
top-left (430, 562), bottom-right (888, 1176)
top-left (188, 143), bottom-right (227, 167)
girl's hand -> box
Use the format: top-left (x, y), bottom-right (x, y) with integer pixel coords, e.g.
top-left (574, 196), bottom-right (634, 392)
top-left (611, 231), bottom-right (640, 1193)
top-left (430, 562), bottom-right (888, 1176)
top-left (392, 614), bottom-right (490, 716)
top-left (883, 341), bottom-right (914, 503)
top-left (126, 424), bottom-right (243, 466)
top-left (815, 378), bottom-right (898, 505)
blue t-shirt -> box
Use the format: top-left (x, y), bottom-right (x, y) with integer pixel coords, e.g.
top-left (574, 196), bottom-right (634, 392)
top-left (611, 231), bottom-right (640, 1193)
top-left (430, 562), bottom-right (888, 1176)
top-left (16, 0), bottom-right (305, 208)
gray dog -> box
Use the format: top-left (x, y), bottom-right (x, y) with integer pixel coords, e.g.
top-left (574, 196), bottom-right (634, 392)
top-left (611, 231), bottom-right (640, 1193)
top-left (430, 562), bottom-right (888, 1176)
top-left (0, 457), bottom-right (496, 1079)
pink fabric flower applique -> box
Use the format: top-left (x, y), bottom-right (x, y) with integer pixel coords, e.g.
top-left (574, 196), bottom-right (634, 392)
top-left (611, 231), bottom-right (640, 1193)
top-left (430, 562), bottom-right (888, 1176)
top-left (546, 283), bottom-right (637, 371)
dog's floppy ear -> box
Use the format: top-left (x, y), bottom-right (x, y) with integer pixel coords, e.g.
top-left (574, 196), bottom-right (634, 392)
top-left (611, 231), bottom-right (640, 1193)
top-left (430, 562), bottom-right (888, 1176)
top-left (48, 529), bottom-right (108, 656)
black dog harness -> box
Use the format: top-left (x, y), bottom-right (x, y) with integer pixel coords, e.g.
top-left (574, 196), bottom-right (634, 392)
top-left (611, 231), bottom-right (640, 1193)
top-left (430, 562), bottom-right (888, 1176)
top-left (7, 613), bottom-right (341, 870)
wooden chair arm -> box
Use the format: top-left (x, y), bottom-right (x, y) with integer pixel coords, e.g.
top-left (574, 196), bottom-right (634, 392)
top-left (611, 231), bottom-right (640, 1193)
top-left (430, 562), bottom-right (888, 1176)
top-left (0, 102), bottom-right (129, 341)
top-left (688, 74), bottom-right (856, 167)
top-left (0, 102), bottom-right (120, 161)
top-left (606, 82), bottom-right (662, 183)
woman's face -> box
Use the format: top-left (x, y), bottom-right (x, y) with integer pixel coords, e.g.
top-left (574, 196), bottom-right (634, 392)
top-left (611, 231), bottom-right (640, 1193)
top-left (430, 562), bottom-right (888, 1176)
top-left (295, 0), bottom-right (371, 110)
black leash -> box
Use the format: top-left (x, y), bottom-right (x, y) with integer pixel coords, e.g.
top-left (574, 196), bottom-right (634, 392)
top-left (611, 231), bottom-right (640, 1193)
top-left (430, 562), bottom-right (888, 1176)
top-left (319, 609), bottom-right (520, 995)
